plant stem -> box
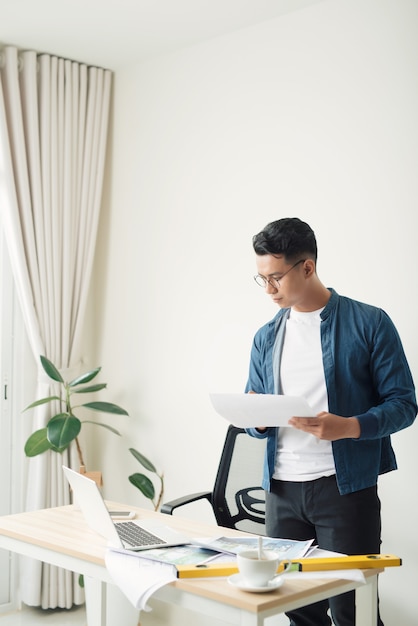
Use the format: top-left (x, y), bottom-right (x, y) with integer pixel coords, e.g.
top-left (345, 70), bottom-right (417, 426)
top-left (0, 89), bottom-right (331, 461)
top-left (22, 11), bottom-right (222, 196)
top-left (66, 382), bottom-right (86, 469)
top-left (75, 437), bottom-right (85, 468)
top-left (154, 473), bottom-right (164, 511)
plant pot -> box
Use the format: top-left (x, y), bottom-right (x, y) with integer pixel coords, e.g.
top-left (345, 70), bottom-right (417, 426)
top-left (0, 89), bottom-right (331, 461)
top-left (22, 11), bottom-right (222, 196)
top-left (79, 465), bottom-right (103, 487)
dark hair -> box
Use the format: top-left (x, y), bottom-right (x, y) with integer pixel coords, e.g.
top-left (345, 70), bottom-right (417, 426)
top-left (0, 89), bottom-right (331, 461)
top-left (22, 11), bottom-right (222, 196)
top-left (252, 217), bottom-right (317, 262)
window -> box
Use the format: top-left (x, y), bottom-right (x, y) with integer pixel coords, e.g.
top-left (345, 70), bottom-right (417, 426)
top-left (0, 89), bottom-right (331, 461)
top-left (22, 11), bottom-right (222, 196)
top-left (0, 229), bottom-right (24, 612)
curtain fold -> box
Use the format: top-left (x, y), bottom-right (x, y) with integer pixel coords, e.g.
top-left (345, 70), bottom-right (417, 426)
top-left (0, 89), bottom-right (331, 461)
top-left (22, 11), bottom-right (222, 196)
top-left (0, 45), bottom-right (112, 608)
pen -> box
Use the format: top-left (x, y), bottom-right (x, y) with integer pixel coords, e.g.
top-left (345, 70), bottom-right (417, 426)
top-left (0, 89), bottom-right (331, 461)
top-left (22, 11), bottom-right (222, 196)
top-left (195, 553), bottom-right (223, 567)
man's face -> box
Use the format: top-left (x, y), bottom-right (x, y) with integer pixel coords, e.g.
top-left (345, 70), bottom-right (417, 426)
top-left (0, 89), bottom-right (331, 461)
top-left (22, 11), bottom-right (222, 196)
top-left (255, 254), bottom-right (308, 310)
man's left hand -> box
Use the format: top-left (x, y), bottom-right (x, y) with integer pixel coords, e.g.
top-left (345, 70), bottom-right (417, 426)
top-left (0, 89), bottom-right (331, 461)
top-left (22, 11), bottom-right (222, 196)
top-left (288, 412), bottom-right (361, 441)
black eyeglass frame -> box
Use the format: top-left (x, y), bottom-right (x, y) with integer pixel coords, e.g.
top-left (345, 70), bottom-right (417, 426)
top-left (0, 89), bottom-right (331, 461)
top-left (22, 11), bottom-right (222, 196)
top-left (253, 259), bottom-right (306, 288)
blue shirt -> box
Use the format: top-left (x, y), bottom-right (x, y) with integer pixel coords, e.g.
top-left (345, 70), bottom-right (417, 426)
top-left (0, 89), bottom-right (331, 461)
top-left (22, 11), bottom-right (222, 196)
top-left (245, 289), bottom-right (417, 495)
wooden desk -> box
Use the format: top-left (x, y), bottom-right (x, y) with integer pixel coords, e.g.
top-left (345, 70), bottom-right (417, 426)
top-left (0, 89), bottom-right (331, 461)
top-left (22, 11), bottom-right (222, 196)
top-left (0, 503), bottom-right (382, 626)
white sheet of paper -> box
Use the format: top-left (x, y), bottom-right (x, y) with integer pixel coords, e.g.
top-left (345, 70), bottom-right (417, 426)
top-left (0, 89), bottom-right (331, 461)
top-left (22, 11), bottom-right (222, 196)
top-left (209, 393), bottom-right (315, 428)
top-left (105, 548), bottom-right (177, 611)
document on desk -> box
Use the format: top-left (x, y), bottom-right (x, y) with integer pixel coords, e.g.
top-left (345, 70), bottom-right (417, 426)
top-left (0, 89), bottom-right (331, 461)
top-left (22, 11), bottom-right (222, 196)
top-left (209, 393), bottom-right (315, 428)
top-left (105, 543), bottom-right (234, 611)
top-left (105, 548), bottom-right (177, 612)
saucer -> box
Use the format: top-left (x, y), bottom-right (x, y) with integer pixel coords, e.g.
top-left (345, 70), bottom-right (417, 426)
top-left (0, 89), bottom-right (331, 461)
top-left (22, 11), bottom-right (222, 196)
top-left (228, 573), bottom-right (284, 593)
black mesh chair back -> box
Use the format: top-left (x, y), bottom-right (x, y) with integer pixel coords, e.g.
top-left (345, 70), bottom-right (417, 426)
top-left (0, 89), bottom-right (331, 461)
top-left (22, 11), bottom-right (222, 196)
top-left (161, 425), bottom-right (266, 535)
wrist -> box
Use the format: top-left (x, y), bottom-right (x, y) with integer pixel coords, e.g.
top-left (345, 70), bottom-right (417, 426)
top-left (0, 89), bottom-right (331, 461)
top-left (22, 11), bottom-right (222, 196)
top-left (349, 417), bottom-right (361, 439)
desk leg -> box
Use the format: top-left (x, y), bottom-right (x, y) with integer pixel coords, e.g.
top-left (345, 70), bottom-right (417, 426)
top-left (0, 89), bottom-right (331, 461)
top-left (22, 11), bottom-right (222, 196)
top-left (239, 612), bottom-right (264, 626)
top-left (84, 577), bottom-right (107, 626)
top-left (84, 577), bottom-right (140, 626)
top-left (355, 575), bottom-right (378, 626)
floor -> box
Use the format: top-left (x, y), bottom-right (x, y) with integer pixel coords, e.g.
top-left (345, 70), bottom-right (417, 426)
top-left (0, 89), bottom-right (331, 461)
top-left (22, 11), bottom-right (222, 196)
top-left (0, 605), bottom-right (86, 625)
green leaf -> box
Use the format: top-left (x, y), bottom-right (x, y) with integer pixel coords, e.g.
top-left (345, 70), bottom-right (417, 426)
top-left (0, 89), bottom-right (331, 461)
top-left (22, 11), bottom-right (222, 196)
top-left (47, 414), bottom-right (81, 450)
top-left (40, 356), bottom-right (64, 383)
top-left (128, 473), bottom-right (155, 500)
top-left (78, 574), bottom-right (84, 588)
top-left (73, 383), bottom-right (107, 394)
top-left (82, 401), bottom-right (128, 415)
top-left (82, 420), bottom-right (121, 436)
top-left (69, 368), bottom-right (101, 387)
top-left (129, 448), bottom-right (157, 473)
top-left (23, 396), bottom-right (61, 411)
top-left (24, 428), bottom-right (53, 457)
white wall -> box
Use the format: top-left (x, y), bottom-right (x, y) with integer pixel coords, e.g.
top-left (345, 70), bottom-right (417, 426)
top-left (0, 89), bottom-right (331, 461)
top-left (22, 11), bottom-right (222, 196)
top-left (87, 0), bottom-right (418, 623)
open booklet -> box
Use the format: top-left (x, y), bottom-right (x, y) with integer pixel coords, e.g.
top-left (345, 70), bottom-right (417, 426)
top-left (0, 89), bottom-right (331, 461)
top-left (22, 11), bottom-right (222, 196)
top-left (194, 535), bottom-right (315, 560)
top-left (109, 535), bottom-right (315, 567)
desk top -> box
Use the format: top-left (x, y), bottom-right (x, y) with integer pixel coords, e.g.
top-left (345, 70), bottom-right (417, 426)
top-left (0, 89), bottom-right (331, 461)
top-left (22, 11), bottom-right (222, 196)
top-left (0, 502), bottom-right (382, 615)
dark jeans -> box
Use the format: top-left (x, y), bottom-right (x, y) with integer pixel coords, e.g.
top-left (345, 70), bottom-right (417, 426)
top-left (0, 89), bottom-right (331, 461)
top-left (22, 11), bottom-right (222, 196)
top-left (266, 475), bottom-right (384, 626)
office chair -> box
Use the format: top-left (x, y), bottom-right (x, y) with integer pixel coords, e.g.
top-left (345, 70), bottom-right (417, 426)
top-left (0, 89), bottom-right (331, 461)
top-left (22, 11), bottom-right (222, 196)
top-left (161, 425), bottom-right (266, 535)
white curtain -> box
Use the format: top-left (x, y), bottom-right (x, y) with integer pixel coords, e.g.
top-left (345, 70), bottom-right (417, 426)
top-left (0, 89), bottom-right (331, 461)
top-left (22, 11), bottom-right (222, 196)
top-left (0, 46), bottom-right (112, 608)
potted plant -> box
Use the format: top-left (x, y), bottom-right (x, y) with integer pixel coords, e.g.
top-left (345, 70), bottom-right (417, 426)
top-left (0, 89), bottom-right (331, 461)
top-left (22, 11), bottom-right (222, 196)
top-left (25, 356), bottom-right (164, 507)
top-left (128, 448), bottom-right (164, 511)
top-left (24, 355), bottom-right (129, 481)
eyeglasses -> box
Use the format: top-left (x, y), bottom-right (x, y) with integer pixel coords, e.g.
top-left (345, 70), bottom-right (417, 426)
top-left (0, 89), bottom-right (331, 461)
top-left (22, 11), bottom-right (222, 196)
top-left (253, 259), bottom-right (306, 288)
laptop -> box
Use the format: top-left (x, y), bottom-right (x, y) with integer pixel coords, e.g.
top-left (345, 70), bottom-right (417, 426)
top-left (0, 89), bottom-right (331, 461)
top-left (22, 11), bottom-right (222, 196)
top-left (62, 466), bottom-right (190, 551)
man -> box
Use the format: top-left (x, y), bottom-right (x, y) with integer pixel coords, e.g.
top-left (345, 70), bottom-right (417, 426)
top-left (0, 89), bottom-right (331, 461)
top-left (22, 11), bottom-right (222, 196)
top-left (245, 217), bottom-right (417, 626)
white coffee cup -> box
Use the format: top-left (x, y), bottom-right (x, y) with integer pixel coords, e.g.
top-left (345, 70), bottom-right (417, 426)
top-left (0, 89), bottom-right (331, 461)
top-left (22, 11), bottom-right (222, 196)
top-left (237, 549), bottom-right (280, 587)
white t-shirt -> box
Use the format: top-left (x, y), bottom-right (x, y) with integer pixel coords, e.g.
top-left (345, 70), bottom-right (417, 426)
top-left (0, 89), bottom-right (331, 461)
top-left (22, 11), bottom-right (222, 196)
top-left (273, 308), bottom-right (336, 481)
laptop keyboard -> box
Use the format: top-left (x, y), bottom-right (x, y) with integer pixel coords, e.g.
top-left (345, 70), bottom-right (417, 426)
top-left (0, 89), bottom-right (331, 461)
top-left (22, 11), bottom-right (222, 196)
top-left (115, 521), bottom-right (166, 547)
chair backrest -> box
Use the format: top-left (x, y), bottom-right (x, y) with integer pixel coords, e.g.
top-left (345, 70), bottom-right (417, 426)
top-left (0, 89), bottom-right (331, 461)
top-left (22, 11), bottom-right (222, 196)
top-left (211, 425), bottom-right (266, 535)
